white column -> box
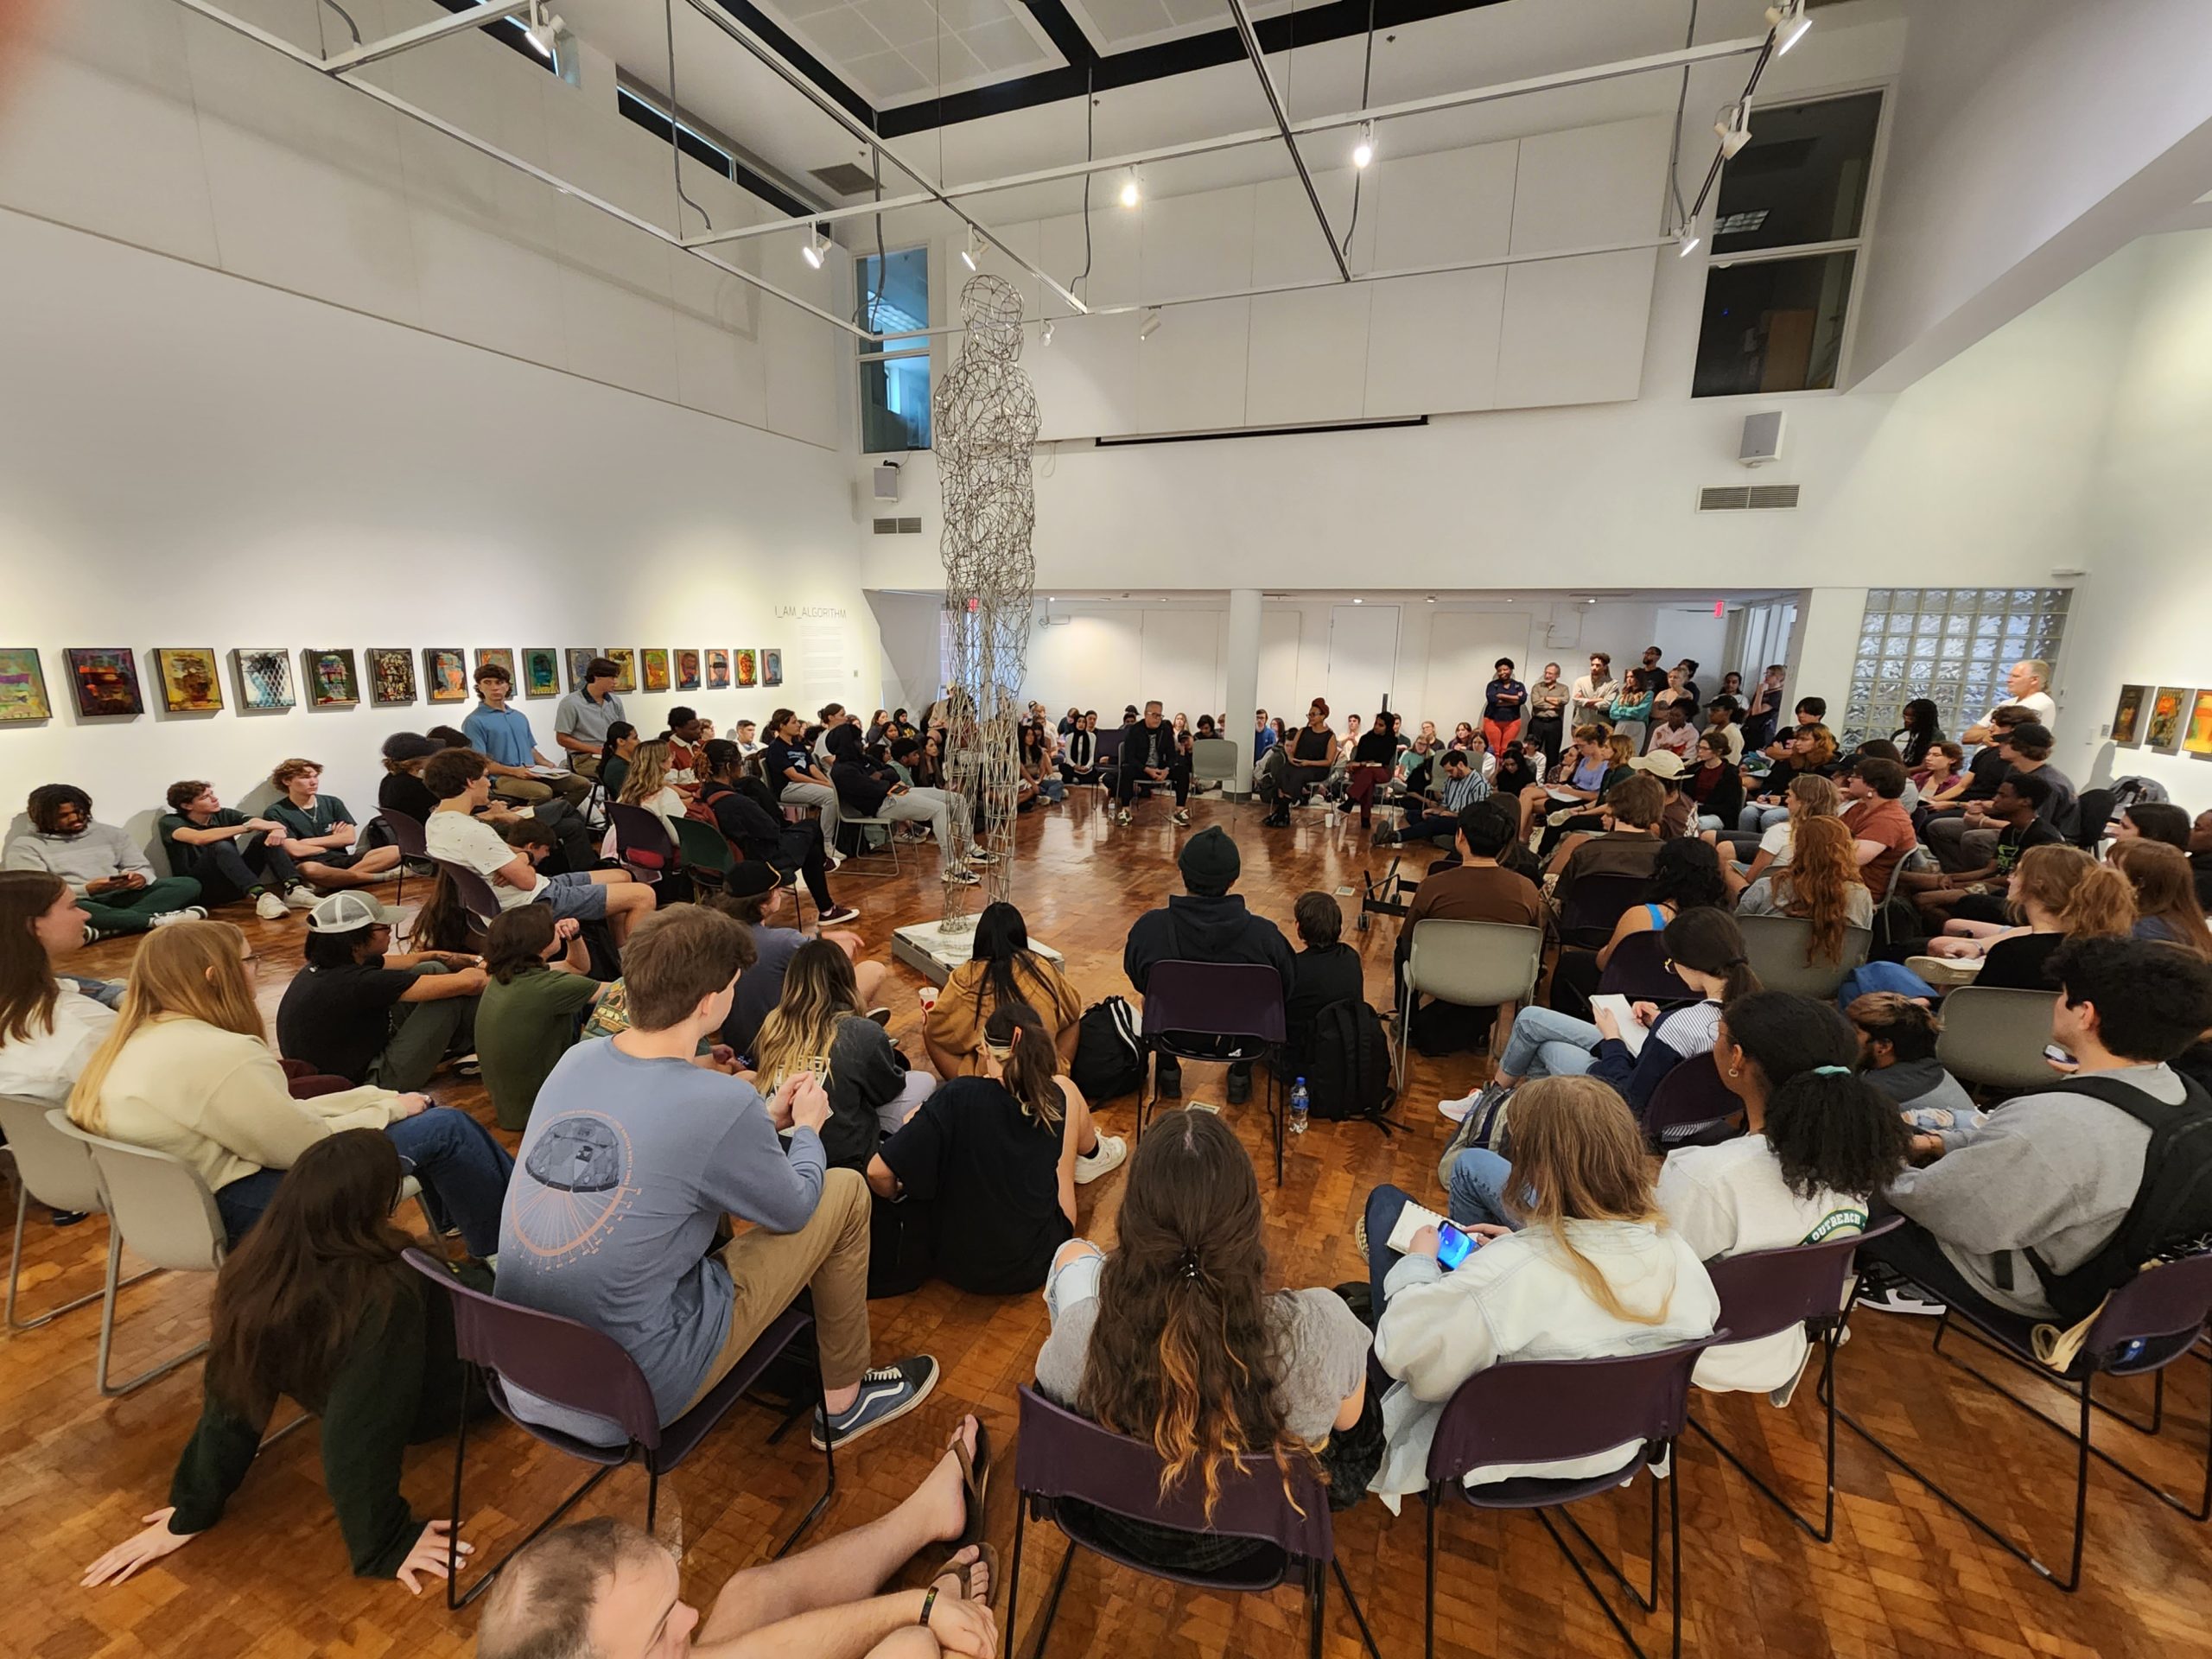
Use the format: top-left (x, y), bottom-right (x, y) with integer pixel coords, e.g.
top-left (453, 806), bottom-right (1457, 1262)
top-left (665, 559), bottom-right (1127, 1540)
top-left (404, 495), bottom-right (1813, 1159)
top-left (1224, 587), bottom-right (1262, 796)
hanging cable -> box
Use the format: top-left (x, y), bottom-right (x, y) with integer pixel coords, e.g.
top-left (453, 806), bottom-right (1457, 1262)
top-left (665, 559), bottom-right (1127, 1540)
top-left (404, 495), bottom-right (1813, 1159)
top-left (318, 0), bottom-right (361, 47)
top-left (1665, 0), bottom-right (1700, 238)
top-left (662, 0), bottom-right (712, 232)
top-left (1074, 64), bottom-right (1095, 295)
top-left (1333, 0), bottom-right (1377, 257)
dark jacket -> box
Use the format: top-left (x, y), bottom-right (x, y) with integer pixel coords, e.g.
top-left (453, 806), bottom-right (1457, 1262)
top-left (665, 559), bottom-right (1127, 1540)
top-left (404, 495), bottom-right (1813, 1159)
top-left (1124, 893), bottom-right (1295, 1000)
top-left (699, 779), bottom-right (786, 865)
top-left (1283, 943), bottom-right (1366, 1072)
top-left (1684, 761), bottom-right (1745, 824)
top-left (1122, 720), bottom-right (1180, 774)
top-left (830, 757), bottom-right (899, 818)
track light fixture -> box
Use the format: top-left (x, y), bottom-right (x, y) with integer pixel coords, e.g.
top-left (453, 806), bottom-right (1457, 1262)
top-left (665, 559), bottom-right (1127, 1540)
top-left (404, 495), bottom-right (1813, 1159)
top-left (1351, 121), bottom-right (1375, 169)
top-left (802, 224), bottom-right (830, 270)
top-left (960, 225), bottom-right (980, 272)
top-left (1677, 229), bottom-right (1701, 258)
top-left (1765, 0), bottom-right (1813, 55)
top-left (1120, 168), bottom-right (1141, 208)
top-left (1040, 318), bottom-right (1055, 346)
top-left (1138, 308), bottom-right (1161, 340)
top-left (523, 0), bottom-right (564, 58)
top-left (1713, 99), bottom-right (1753, 160)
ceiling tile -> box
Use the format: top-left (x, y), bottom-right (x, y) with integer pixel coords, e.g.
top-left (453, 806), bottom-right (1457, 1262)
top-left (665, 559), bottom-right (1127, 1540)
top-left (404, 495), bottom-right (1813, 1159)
top-left (789, 6), bottom-right (893, 62)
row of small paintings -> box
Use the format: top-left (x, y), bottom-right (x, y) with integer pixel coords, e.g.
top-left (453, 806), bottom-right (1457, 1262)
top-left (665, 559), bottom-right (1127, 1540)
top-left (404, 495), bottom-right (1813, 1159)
top-left (2109, 684), bottom-right (2212, 756)
top-left (0, 645), bottom-right (785, 721)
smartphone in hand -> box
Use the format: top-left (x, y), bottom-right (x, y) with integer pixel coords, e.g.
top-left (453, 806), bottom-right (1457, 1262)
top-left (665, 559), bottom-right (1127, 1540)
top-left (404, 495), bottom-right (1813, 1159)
top-left (1434, 1222), bottom-right (1483, 1270)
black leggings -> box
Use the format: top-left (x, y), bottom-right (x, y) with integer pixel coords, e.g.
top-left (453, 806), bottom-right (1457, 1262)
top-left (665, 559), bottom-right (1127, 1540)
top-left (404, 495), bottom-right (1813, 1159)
top-left (773, 822), bottom-right (835, 912)
top-left (181, 834), bottom-right (301, 902)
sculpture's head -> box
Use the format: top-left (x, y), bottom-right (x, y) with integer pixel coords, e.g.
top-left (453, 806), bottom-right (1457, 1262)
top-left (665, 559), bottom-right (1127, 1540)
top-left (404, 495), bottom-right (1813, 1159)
top-left (959, 272), bottom-right (1025, 362)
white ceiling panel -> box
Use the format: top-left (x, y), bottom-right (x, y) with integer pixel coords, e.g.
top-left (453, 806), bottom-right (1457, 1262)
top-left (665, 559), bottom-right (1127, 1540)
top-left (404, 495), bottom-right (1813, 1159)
top-left (1061, 0), bottom-right (1301, 57)
top-left (748, 0), bottom-right (1065, 110)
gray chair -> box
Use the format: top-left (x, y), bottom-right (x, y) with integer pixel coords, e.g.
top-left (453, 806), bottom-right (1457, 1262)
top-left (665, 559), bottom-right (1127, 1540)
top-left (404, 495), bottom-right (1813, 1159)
top-left (1, 1093), bottom-right (158, 1331)
top-left (1736, 916), bottom-right (1872, 1000)
top-left (1396, 919), bottom-right (1544, 1093)
top-left (1190, 736), bottom-right (1243, 813)
top-left (1936, 987), bottom-right (2063, 1092)
top-left (833, 812), bottom-right (902, 877)
top-left (46, 1110), bottom-right (226, 1396)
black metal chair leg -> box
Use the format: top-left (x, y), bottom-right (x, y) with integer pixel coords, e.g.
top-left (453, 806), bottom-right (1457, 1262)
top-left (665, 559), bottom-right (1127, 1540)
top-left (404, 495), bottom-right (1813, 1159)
top-left (1306, 1557), bottom-right (1325, 1659)
top-left (645, 1467), bottom-right (659, 1535)
top-left (774, 1360), bottom-right (837, 1558)
top-left (1550, 1468), bottom-right (1660, 1613)
top-left (1003, 1503), bottom-right (1025, 1659)
top-left (445, 1372), bottom-right (624, 1611)
top-left (1027, 1535), bottom-right (1078, 1659)
top-left (1333, 1557), bottom-right (1385, 1659)
top-left (1686, 1328), bottom-right (1840, 1543)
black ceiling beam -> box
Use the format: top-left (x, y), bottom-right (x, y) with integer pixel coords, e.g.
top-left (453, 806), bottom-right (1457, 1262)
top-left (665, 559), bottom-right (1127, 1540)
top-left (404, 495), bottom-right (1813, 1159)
top-left (709, 0), bottom-right (877, 131)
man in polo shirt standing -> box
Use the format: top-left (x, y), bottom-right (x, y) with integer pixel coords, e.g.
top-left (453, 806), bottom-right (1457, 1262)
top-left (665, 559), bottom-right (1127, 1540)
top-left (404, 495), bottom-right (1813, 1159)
top-left (554, 658), bottom-right (626, 779)
top-left (466, 664), bottom-right (591, 809)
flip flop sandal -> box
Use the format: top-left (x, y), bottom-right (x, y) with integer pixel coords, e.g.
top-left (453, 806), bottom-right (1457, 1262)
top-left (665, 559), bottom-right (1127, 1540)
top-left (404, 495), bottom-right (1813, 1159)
top-left (950, 1419), bottom-right (992, 1549)
top-left (925, 1542), bottom-right (1002, 1617)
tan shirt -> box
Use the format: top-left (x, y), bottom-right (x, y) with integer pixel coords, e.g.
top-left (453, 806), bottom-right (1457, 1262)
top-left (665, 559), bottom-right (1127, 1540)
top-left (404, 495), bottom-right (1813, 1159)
top-left (87, 1016), bottom-right (404, 1193)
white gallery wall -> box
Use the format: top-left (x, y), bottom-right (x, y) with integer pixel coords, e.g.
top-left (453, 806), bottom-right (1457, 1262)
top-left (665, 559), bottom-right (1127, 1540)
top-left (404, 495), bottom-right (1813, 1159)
top-left (0, 207), bottom-right (869, 849)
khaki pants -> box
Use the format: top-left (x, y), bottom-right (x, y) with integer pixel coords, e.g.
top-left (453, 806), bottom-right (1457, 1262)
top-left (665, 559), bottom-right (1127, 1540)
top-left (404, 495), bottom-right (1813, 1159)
top-left (493, 771), bottom-right (593, 810)
top-left (683, 1166), bottom-right (873, 1412)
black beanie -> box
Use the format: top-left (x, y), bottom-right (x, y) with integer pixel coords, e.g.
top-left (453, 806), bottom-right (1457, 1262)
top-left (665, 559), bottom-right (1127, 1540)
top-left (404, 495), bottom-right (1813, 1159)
top-left (1179, 824), bottom-right (1240, 895)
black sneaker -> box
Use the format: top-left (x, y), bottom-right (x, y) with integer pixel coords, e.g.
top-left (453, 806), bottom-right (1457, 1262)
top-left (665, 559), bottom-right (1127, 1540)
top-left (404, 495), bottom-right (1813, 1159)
top-left (810, 1356), bottom-right (939, 1450)
top-left (1226, 1069), bottom-right (1252, 1106)
top-left (1371, 826), bottom-right (1398, 848)
top-left (1858, 1283), bottom-right (1947, 1317)
top-left (1155, 1064), bottom-right (1183, 1100)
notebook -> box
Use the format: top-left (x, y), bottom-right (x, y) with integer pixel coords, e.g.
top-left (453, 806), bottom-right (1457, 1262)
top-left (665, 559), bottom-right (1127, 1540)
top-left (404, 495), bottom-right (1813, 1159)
top-left (1384, 1197), bottom-right (1451, 1255)
top-left (1590, 994), bottom-right (1649, 1057)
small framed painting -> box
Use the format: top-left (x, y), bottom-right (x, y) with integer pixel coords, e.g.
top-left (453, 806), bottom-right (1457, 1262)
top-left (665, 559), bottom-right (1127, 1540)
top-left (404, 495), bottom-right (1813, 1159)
top-left (153, 648), bottom-right (224, 713)
top-left (705, 648), bottom-right (731, 690)
top-left (523, 648), bottom-right (561, 699)
top-left (423, 648), bottom-right (469, 703)
top-left (2187, 691), bottom-right (2212, 759)
top-left (734, 648), bottom-right (758, 689)
top-left (675, 648), bottom-right (702, 692)
top-left (2110, 683), bottom-right (2149, 747)
top-left (368, 647), bottom-right (416, 706)
top-left (2146, 686), bottom-right (2191, 753)
top-left (475, 647), bottom-right (516, 681)
top-left (302, 648), bottom-right (361, 708)
top-left (566, 647), bottom-right (597, 691)
top-left (232, 647), bottom-right (296, 711)
top-left (66, 648), bottom-right (144, 717)
top-left (641, 649), bottom-right (671, 693)
top-left (605, 648), bottom-right (638, 693)
top-left (0, 648), bottom-right (51, 721)
top-left (761, 648), bottom-right (784, 689)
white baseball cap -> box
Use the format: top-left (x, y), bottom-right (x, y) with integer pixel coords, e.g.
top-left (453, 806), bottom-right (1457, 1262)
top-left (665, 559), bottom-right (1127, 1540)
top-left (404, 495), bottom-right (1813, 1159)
top-left (305, 891), bottom-right (403, 933)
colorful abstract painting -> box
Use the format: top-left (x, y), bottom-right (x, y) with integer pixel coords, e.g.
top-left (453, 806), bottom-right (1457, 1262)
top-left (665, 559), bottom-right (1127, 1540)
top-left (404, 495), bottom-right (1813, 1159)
top-left (523, 648), bottom-right (560, 699)
top-left (368, 648), bottom-right (416, 706)
top-left (66, 648), bottom-right (144, 717)
top-left (232, 648), bottom-right (295, 711)
top-left (0, 649), bottom-right (51, 721)
top-left (302, 648), bottom-right (360, 708)
top-left (760, 648), bottom-right (783, 689)
top-left (705, 648), bottom-right (730, 690)
top-left (153, 648), bottom-right (223, 713)
top-left (423, 648), bottom-right (469, 703)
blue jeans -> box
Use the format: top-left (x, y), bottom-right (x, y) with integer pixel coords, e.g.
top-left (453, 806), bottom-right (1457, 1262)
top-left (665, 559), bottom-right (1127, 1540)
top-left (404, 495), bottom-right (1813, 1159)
top-left (1446, 1148), bottom-right (1529, 1231)
top-left (1738, 803), bottom-right (1788, 833)
top-left (384, 1107), bottom-right (514, 1257)
top-left (213, 1166), bottom-right (289, 1246)
top-left (1496, 1005), bottom-right (1601, 1083)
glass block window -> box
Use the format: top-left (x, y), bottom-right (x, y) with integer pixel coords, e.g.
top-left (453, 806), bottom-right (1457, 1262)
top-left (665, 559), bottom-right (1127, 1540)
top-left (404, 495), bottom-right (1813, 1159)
top-left (1845, 588), bottom-right (2069, 747)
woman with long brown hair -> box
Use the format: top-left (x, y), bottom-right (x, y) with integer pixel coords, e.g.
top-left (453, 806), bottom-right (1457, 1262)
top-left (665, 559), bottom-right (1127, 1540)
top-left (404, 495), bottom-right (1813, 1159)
top-left (922, 901), bottom-right (1083, 1077)
top-left (1367, 1075), bottom-right (1718, 1510)
top-left (749, 938), bottom-right (931, 1173)
top-left (2110, 838), bottom-right (2212, 957)
top-left (1034, 1107), bottom-right (1374, 1567)
top-left (869, 1000), bottom-right (1120, 1296)
top-left (67, 921), bottom-right (512, 1249)
top-left (1737, 811), bottom-right (1874, 962)
top-left (1923, 843), bottom-right (2134, 988)
top-left (80, 1131), bottom-right (483, 1589)
top-left (0, 869), bottom-right (118, 1107)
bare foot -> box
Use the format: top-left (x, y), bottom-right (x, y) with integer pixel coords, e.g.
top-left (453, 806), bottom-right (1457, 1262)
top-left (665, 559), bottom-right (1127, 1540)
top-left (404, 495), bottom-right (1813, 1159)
top-left (931, 1544), bottom-right (991, 1604)
top-left (918, 1414), bottom-right (980, 1543)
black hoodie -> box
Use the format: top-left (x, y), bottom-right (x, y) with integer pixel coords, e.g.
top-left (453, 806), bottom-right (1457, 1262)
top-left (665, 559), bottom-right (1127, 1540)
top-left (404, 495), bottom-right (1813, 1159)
top-left (1123, 892), bottom-right (1294, 997)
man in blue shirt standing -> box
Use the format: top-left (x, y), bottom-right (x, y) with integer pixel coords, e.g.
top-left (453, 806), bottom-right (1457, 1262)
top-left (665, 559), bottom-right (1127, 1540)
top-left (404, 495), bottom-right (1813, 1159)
top-left (464, 664), bottom-right (591, 809)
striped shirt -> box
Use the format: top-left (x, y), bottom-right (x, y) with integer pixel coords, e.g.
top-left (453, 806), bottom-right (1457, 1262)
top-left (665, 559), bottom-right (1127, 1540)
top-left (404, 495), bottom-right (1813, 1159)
top-left (1440, 771), bottom-right (1492, 813)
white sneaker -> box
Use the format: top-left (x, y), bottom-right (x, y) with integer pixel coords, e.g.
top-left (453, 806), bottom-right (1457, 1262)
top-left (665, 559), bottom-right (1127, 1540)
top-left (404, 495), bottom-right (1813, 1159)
top-left (1436, 1091), bottom-right (1480, 1124)
top-left (280, 885), bottom-right (317, 911)
top-left (825, 847), bottom-right (846, 870)
top-left (253, 890), bottom-right (289, 920)
top-left (945, 866), bottom-right (982, 886)
top-left (150, 905), bottom-right (209, 928)
top-left (1115, 809), bottom-right (1133, 826)
top-left (1075, 1134), bottom-right (1128, 1184)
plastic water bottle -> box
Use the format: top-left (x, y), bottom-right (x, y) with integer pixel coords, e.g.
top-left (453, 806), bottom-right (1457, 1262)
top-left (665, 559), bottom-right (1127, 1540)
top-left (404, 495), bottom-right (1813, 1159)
top-left (1289, 1077), bottom-right (1310, 1136)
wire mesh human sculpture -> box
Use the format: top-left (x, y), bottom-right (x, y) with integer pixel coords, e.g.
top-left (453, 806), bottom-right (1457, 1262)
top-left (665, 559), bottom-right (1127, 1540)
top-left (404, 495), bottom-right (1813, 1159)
top-left (933, 273), bottom-right (1039, 929)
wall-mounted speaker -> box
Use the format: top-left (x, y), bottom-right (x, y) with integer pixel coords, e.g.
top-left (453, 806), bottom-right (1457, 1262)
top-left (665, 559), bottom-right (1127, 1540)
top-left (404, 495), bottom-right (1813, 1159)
top-left (872, 460), bottom-right (901, 500)
top-left (1738, 410), bottom-right (1784, 467)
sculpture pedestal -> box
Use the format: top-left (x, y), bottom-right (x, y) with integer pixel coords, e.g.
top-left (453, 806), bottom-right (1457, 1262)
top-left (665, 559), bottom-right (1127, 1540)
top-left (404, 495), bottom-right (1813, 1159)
top-left (891, 916), bottom-right (1065, 987)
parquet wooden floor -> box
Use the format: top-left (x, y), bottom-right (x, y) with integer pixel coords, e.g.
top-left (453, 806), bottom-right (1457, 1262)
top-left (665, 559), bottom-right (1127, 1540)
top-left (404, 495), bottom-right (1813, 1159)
top-left (6, 790), bottom-right (2211, 1658)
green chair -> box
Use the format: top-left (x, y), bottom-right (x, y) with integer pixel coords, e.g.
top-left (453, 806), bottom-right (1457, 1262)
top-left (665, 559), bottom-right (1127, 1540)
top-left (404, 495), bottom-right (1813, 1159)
top-left (672, 817), bottom-right (736, 890)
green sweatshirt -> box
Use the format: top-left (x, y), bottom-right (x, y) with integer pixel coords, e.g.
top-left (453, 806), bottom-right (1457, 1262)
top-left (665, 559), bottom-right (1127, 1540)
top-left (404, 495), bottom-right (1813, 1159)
top-left (166, 1258), bottom-right (492, 1578)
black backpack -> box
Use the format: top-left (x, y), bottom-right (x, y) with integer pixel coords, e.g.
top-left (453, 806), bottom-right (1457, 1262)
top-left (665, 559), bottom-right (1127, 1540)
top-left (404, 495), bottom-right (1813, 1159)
top-left (1300, 999), bottom-right (1397, 1127)
top-left (2025, 1074), bottom-right (2212, 1325)
top-left (1071, 996), bottom-right (1146, 1103)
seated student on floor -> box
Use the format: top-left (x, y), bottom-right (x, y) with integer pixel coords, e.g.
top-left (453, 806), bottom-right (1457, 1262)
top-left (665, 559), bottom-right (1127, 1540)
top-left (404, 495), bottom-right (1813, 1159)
top-left (1548, 836), bottom-right (1726, 1022)
top-left (1364, 1075), bottom-right (1719, 1512)
top-left (1440, 908), bottom-right (1758, 1173)
top-left (1845, 992), bottom-right (1982, 1153)
top-left (264, 759), bottom-right (404, 892)
top-left (1020, 721), bottom-right (1065, 805)
top-left (1867, 937), bottom-right (2212, 1320)
top-left (276, 893), bottom-right (486, 1094)
top-left (378, 731), bottom-right (604, 874)
top-left (703, 874), bottom-right (882, 1063)
top-left (747, 938), bottom-right (935, 1174)
top-left (1279, 890), bottom-right (1366, 1078)
top-left (1490, 738), bottom-right (1541, 804)
top-left (475, 905), bottom-right (606, 1132)
top-left (497, 904), bottom-right (938, 1452)
top-left (0, 871), bottom-right (120, 1116)
top-left (1736, 813), bottom-right (1876, 944)
top-left (2109, 838), bottom-right (2212, 957)
top-left (157, 780), bottom-right (314, 920)
top-left (870, 1001), bottom-right (1123, 1299)
top-left (5, 785), bottom-right (207, 937)
top-left (1712, 772), bottom-right (1842, 899)
top-left (423, 749), bottom-right (652, 948)
top-left (1372, 747), bottom-right (1487, 849)
top-left (1037, 1108), bottom-right (1376, 1566)
top-left (1739, 724), bottom-right (1840, 832)
top-left (67, 920), bottom-right (512, 1252)
top-left (924, 901), bottom-right (1083, 1077)
top-left (474, 1425), bottom-right (1002, 1659)
top-left (1927, 721), bottom-right (2075, 872)
top-left (463, 664), bottom-right (591, 810)
top-left (1657, 993), bottom-right (1912, 1398)
top-left (1900, 774), bottom-right (2063, 935)
top-left (80, 1131), bottom-right (488, 1592)
top-left (1920, 843), bottom-right (2134, 988)
top-left (694, 739), bottom-right (857, 925)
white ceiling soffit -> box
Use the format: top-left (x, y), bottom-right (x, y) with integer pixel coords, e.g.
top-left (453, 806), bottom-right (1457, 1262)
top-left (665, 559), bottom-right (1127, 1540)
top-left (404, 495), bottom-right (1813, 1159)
top-left (749, 0), bottom-right (1065, 109)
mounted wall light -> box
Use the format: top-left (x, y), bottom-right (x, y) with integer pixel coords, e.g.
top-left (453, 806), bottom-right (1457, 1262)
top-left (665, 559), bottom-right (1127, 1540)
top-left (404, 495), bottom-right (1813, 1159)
top-left (1138, 308), bottom-right (1161, 340)
top-left (1714, 99), bottom-right (1753, 160)
top-left (802, 224), bottom-right (830, 269)
top-left (960, 225), bottom-right (980, 272)
top-left (1766, 0), bottom-right (1813, 54)
top-left (1040, 318), bottom-right (1055, 346)
top-left (523, 0), bottom-right (564, 58)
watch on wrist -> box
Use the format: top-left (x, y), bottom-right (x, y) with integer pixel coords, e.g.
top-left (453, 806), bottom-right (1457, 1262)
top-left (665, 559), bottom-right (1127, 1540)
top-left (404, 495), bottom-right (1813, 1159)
top-left (917, 1586), bottom-right (938, 1627)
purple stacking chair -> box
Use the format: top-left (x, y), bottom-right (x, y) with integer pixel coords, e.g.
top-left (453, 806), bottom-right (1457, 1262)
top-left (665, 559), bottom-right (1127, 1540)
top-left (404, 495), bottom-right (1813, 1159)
top-left (1687, 1216), bottom-right (1903, 1541)
top-left (1558, 872), bottom-right (1650, 950)
top-left (608, 802), bottom-right (676, 888)
top-left (378, 808), bottom-right (429, 908)
top-left (1135, 961), bottom-right (1287, 1184)
top-left (1637, 1052), bottom-right (1741, 1151)
top-left (1837, 1244), bottom-right (2212, 1592)
top-left (1421, 1333), bottom-right (1732, 1659)
top-left (1595, 930), bottom-right (1693, 1002)
top-left (1008, 1384), bottom-right (1381, 1659)
top-left (404, 1250), bottom-right (831, 1609)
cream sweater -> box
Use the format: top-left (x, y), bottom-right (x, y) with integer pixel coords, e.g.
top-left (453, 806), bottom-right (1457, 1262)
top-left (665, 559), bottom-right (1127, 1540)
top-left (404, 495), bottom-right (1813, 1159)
top-left (86, 1017), bottom-right (404, 1193)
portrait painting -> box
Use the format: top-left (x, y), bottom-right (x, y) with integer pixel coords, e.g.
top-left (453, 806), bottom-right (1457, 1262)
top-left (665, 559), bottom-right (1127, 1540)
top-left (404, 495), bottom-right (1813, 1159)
top-left (153, 648), bottom-right (224, 714)
top-left (66, 648), bottom-right (144, 718)
top-left (423, 647), bottom-right (469, 703)
top-left (0, 648), bottom-right (52, 721)
top-left (368, 647), bottom-right (416, 706)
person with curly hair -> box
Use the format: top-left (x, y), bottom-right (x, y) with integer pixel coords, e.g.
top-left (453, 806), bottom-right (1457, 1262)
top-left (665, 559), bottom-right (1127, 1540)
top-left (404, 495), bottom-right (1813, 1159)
top-left (1736, 813), bottom-right (1874, 963)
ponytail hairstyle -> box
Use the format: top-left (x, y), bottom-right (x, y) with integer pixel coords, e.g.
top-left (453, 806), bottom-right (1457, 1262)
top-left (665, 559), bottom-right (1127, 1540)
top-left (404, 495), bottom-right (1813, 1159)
top-left (1772, 813), bottom-right (1860, 964)
top-left (700, 737), bottom-right (745, 784)
top-left (2009, 844), bottom-right (2133, 939)
top-left (69, 920), bottom-right (262, 1135)
top-left (1079, 1109), bottom-right (1313, 1520)
top-left (983, 1000), bottom-right (1063, 1130)
top-left (1721, 993), bottom-right (1912, 1200)
top-left (598, 720), bottom-right (638, 775)
top-left (1661, 906), bottom-right (1761, 1002)
top-left (1501, 1076), bottom-right (1675, 1325)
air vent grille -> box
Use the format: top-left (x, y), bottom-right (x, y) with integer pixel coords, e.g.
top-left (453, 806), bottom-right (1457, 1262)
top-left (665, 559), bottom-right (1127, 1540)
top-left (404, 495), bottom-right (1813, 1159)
top-left (871, 517), bottom-right (923, 535)
top-left (1698, 484), bottom-right (1800, 512)
top-left (811, 162), bottom-right (879, 196)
